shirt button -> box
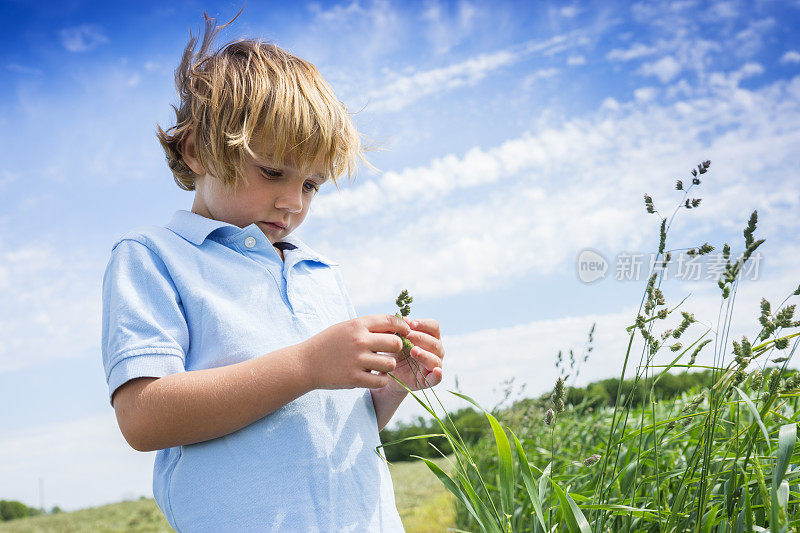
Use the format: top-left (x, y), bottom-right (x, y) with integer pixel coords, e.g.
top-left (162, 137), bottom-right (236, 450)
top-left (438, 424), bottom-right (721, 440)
top-left (244, 236), bottom-right (256, 248)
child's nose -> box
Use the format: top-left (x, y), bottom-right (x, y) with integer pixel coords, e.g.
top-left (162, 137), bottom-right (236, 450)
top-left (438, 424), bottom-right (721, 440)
top-left (274, 187), bottom-right (303, 213)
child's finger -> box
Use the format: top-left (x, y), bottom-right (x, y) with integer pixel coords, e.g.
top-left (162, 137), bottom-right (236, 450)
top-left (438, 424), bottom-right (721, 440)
top-left (367, 314), bottom-right (411, 336)
top-left (405, 329), bottom-right (443, 357)
top-left (409, 346), bottom-right (441, 372)
top-left (404, 317), bottom-right (441, 340)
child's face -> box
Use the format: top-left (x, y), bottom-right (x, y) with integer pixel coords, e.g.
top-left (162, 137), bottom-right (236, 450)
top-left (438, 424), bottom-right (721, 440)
top-left (190, 143), bottom-right (328, 244)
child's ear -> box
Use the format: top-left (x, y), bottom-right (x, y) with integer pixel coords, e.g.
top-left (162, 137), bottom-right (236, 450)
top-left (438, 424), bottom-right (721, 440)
top-left (182, 130), bottom-right (206, 176)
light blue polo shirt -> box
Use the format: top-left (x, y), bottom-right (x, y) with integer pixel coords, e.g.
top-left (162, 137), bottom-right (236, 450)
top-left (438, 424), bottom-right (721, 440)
top-left (101, 209), bottom-right (405, 532)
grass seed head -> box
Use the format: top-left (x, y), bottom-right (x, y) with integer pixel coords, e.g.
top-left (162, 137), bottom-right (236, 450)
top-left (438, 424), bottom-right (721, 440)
top-left (644, 194), bottom-right (656, 214)
top-left (688, 339), bottom-right (712, 366)
top-left (583, 454), bottom-right (601, 466)
top-left (749, 369), bottom-right (763, 391)
top-left (395, 289), bottom-right (413, 317)
top-left (769, 368), bottom-right (781, 389)
top-left (650, 339), bottom-right (661, 355)
top-left (782, 373), bottom-right (800, 392)
top-left (551, 377), bottom-right (566, 413)
top-left (775, 304), bottom-right (796, 328)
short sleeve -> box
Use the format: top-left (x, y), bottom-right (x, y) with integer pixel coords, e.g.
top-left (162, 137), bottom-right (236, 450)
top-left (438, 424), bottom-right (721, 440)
top-left (101, 239), bottom-right (189, 407)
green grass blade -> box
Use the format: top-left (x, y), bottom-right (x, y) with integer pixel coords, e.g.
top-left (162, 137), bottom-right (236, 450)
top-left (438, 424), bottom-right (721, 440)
top-left (410, 454), bottom-right (483, 528)
top-left (509, 429), bottom-right (547, 531)
top-left (702, 504), bottom-right (719, 533)
top-left (770, 423), bottom-right (796, 533)
top-left (744, 470), bottom-right (754, 532)
top-left (375, 433), bottom-right (447, 450)
top-left (773, 423), bottom-right (796, 488)
top-left (485, 411), bottom-right (514, 526)
top-left (734, 386), bottom-right (771, 445)
top-left (578, 504), bottom-right (659, 520)
top-left (457, 467), bottom-right (503, 533)
top-left (777, 479), bottom-right (789, 509)
top-left (546, 475), bottom-right (591, 533)
top-left (539, 462), bottom-right (551, 514)
top-left (450, 391), bottom-right (489, 412)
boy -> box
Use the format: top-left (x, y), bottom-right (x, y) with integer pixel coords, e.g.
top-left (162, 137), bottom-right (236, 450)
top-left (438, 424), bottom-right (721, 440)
top-left (101, 11), bottom-right (445, 532)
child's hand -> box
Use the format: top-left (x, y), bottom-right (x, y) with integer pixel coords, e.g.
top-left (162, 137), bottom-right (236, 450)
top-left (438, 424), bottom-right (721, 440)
top-left (301, 314), bottom-right (411, 390)
top-left (378, 317), bottom-right (444, 395)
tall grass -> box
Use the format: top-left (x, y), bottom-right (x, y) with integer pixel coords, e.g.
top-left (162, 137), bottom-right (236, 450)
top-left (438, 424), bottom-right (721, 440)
top-left (381, 160), bottom-right (800, 532)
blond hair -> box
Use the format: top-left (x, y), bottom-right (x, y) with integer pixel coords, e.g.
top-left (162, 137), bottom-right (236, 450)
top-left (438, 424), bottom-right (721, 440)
top-left (156, 9), bottom-right (377, 194)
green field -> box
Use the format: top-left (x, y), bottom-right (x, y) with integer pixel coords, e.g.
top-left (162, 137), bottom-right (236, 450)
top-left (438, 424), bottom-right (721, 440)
top-left (0, 454), bottom-right (456, 532)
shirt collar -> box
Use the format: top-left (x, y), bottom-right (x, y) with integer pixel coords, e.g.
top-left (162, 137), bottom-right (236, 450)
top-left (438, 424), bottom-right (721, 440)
top-left (165, 210), bottom-right (339, 266)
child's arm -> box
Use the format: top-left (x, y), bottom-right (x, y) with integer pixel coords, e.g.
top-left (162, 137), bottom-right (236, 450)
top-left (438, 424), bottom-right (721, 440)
top-left (113, 342), bottom-right (315, 452)
top-left (114, 314), bottom-right (411, 452)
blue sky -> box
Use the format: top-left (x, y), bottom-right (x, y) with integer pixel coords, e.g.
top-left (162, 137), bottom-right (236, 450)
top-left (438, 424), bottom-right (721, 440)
top-left (2, 0), bottom-right (800, 512)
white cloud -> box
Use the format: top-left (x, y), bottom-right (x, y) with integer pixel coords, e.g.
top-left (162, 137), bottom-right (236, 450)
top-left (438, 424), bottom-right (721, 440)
top-left (364, 33), bottom-right (573, 113)
top-left (522, 67), bottom-right (559, 89)
top-left (420, 0), bottom-right (481, 55)
top-left (666, 78), bottom-right (692, 99)
top-left (299, 0), bottom-right (404, 68)
top-left (639, 56), bottom-right (682, 83)
top-left (606, 42), bottom-right (659, 61)
top-left (601, 97), bottom-right (620, 110)
top-left (559, 5), bottom-right (581, 18)
top-left (733, 17), bottom-right (776, 58)
top-left (708, 62), bottom-right (765, 88)
top-left (780, 50), bottom-right (800, 64)
top-left (633, 86), bottom-right (658, 101)
top-left (0, 170), bottom-right (17, 190)
top-left (7, 63), bottom-right (43, 76)
top-left (567, 54), bottom-right (587, 66)
top-left (58, 24), bottom-right (109, 52)
top-left (707, 0), bottom-right (739, 19)
top-left (310, 73), bottom-right (800, 311)
top-left (0, 242), bottom-right (103, 374)
top-left (735, 61), bottom-right (765, 79)
top-left (366, 49), bottom-right (516, 112)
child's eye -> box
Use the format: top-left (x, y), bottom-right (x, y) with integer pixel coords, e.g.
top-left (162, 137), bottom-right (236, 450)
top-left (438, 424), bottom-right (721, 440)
top-left (304, 182), bottom-right (320, 193)
top-left (261, 169), bottom-right (282, 178)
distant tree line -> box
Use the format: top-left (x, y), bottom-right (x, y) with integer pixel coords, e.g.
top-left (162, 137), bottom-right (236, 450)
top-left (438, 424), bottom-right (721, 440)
top-left (379, 369), bottom-right (720, 461)
top-left (0, 500), bottom-right (62, 521)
